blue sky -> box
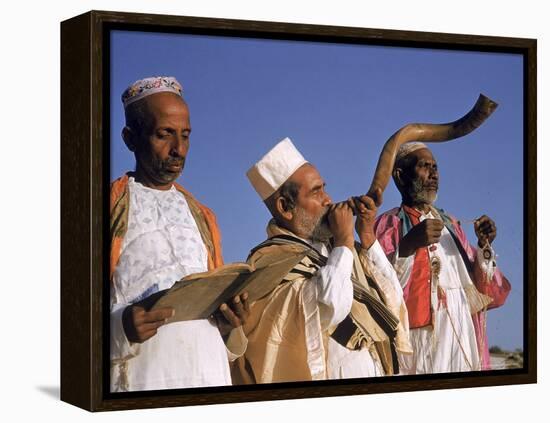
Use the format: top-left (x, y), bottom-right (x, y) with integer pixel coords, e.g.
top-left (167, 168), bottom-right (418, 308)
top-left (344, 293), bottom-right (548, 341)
top-left (110, 30), bottom-right (524, 351)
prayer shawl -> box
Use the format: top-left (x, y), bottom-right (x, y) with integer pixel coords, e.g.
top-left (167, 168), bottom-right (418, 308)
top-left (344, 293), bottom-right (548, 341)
top-left (110, 173), bottom-right (223, 281)
top-left (375, 206), bottom-right (511, 369)
top-left (232, 221), bottom-right (411, 384)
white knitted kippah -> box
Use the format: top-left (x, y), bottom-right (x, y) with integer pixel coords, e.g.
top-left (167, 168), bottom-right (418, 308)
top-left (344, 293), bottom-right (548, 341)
top-left (122, 76), bottom-right (183, 108)
top-left (395, 142), bottom-right (429, 167)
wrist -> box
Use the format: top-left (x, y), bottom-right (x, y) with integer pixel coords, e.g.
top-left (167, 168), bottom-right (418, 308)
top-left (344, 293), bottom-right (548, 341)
top-left (359, 233), bottom-right (376, 250)
top-left (477, 238), bottom-right (490, 248)
top-left (122, 305), bottom-right (136, 342)
top-left (333, 234), bottom-right (354, 250)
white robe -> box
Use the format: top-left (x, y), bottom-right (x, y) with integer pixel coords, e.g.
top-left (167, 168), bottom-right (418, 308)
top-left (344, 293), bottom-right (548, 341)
top-left (110, 177), bottom-right (245, 392)
top-left (394, 210), bottom-right (483, 374)
top-left (308, 240), bottom-right (403, 379)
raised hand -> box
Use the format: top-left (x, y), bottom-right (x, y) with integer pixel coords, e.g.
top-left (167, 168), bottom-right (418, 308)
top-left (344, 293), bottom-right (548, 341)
top-left (327, 201), bottom-right (355, 250)
top-left (399, 218), bottom-right (444, 257)
top-left (352, 194), bottom-right (378, 249)
top-left (474, 215), bottom-right (497, 247)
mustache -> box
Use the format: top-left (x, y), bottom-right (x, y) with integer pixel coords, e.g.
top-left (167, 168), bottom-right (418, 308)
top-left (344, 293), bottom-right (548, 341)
top-left (411, 178), bottom-right (438, 190)
top-left (163, 157), bottom-right (185, 167)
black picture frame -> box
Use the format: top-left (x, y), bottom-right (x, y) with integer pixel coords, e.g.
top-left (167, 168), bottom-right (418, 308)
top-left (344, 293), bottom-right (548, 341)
top-left (60, 10), bottom-right (537, 412)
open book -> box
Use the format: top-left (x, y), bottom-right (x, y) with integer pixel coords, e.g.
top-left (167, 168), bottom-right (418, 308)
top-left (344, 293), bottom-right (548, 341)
top-left (151, 243), bottom-right (308, 323)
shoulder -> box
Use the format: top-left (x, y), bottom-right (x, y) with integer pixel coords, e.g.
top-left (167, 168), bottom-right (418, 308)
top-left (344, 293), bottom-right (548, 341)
top-left (435, 207), bottom-right (469, 242)
top-left (173, 182), bottom-right (221, 238)
top-left (375, 207), bottom-right (401, 227)
top-left (110, 174), bottom-right (129, 211)
top-left (435, 206), bottom-right (461, 226)
top-left (110, 174), bottom-right (128, 192)
top-left (379, 207), bottom-right (401, 218)
top-left (173, 182), bottom-right (215, 213)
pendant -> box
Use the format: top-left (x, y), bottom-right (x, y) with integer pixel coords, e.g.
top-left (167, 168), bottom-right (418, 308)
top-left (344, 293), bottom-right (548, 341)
top-left (430, 255), bottom-right (441, 280)
top-left (481, 242), bottom-right (495, 284)
top-left (482, 245), bottom-right (493, 260)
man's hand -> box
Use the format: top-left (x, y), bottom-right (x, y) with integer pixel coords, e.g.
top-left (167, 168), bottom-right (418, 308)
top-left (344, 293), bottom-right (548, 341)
top-left (212, 292), bottom-right (250, 338)
top-left (327, 201), bottom-right (355, 250)
top-left (122, 291), bottom-right (174, 344)
top-left (399, 218), bottom-right (444, 257)
top-left (122, 306), bottom-right (174, 344)
top-left (474, 215), bottom-right (497, 247)
top-left (352, 194), bottom-right (378, 249)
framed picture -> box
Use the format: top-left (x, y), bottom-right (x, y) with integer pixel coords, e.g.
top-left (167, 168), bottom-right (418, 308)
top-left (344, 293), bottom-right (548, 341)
top-left (60, 10), bottom-right (536, 411)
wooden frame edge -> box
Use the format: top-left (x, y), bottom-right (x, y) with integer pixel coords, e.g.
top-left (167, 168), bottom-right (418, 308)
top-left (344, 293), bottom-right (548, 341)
top-left (60, 10), bottom-right (537, 412)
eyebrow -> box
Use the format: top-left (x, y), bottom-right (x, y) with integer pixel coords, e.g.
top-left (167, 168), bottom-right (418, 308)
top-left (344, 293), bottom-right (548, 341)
top-left (310, 182), bottom-right (326, 192)
top-left (157, 127), bottom-right (192, 133)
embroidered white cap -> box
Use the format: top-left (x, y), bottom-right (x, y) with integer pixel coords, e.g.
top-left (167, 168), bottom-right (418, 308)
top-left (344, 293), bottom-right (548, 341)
top-left (395, 141), bottom-right (429, 167)
top-left (247, 137), bottom-right (308, 200)
top-left (122, 76), bottom-right (184, 108)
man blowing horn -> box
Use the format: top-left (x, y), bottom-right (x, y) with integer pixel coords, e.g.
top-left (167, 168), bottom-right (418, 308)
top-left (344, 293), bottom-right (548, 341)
top-left (233, 138), bottom-right (412, 384)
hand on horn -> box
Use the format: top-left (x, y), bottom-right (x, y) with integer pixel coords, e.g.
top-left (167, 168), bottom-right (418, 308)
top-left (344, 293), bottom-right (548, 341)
top-left (366, 187), bottom-right (383, 207)
top-left (327, 201), bottom-right (355, 251)
top-left (351, 194), bottom-right (378, 250)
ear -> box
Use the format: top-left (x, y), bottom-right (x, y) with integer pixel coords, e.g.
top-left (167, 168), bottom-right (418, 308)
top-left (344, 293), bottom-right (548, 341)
top-left (275, 196), bottom-right (294, 222)
top-left (393, 167), bottom-right (406, 189)
top-left (122, 126), bottom-right (137, 152)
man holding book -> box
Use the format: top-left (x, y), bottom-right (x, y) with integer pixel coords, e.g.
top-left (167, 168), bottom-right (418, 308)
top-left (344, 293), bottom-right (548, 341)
top-left (109, 76), bottom-right (248, 392)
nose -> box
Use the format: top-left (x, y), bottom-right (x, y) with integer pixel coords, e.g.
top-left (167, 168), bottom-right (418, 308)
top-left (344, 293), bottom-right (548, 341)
top-left (429, 165), bottom-right (438, 181)
top-left (322, 192), bottom-right (332, 206)
top-left (171, 134), bottom-right (189, 158)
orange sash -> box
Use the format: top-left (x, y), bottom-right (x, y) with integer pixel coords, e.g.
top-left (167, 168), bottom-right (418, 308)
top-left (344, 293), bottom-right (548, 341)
top-left (402, 205), bottom-right (432, 329)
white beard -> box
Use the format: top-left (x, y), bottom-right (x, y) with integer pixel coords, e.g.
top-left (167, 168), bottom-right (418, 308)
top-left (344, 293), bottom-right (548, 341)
top-left (409, 177), bottom-right (438, 205)
top-left (294, 207), bottom-right (332, 243)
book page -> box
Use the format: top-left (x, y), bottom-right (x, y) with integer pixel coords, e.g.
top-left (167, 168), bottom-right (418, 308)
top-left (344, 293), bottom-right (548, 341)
top-left (151, 244), bottom-right (308, 323)
top-left (152, 263), bottom-right (252, 322)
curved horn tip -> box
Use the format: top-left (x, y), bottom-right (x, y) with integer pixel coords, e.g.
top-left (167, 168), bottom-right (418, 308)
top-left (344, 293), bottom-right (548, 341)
top-left (479, 93), bottom-right (499, 109)
top-left (479, 93), bottom-right (489, 101)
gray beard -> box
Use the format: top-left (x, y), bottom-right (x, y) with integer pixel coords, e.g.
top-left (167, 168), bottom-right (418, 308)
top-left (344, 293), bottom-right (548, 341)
top-left (294, 207), bottom-right (332, 243)
top-left (409, 177), bottom-right (438, 205)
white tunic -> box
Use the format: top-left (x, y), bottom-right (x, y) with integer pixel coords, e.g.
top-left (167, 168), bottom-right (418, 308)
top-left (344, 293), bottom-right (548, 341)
top-left (394, 210), bottom-right (481, 374)
top-left (110, 177), bottom-right (244, 392)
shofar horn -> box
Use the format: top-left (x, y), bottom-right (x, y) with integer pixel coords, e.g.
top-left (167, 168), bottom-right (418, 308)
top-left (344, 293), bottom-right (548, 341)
top-left (366, 94), bottom-right (498, 204)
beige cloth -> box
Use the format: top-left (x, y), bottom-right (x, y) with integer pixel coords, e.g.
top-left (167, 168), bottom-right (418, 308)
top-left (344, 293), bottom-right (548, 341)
top-left (235, 222), bottom-right (352, 383)
top-left (356, 246), bottom-right (412, 356)
top-left (233, 221), bottom-right (411, 384)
